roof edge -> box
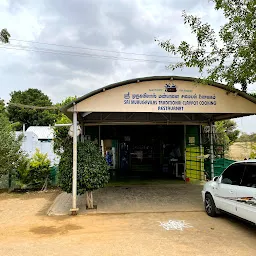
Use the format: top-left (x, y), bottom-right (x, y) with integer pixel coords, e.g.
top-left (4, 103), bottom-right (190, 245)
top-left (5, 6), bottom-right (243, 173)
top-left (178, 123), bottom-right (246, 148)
top-left (61, 76), bottom-right (256, 113)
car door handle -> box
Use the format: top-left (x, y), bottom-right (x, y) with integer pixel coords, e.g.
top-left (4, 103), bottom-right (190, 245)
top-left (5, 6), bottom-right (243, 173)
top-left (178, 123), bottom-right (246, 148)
top-left (229, 190), bottom-right (234, 194)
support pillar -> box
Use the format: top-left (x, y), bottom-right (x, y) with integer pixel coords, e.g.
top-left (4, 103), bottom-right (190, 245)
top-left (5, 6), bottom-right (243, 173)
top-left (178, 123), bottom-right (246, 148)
top-left (184, 125), bottom-right (187, 182)
top-left (210, 122), bottom-right (214, 180)
top-left (98, 125), bottom-right (101, 152)
top-left (199, 125), bottom-right (204, 181)
top-left (81, 122), bottom-right (84, 143)
top-left (70, 106), bottom-right (79, 215)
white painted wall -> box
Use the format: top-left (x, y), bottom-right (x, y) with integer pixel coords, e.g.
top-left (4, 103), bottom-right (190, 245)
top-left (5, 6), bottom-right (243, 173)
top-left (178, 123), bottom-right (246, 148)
top-left (16, 131), bottom-right (59, 165)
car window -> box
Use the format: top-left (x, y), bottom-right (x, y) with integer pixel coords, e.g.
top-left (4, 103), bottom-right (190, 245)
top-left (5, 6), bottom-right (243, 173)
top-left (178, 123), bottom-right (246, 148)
top-left (221, 164), bottom-right (245, 185)
top-left (240, 164), bottom-right (256, 188)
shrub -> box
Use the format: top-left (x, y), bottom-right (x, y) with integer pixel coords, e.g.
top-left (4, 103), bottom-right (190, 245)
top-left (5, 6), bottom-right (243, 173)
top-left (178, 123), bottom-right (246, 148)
top-left (0, 113), bottom-right (25, 176)
top-left (16, 149), bottom-right (51, 190)
top-left (250, 143), bottom-right (256, 159)
top-left (58, 141), bottom-right (110, 208)
top-left (15, 156), bottom-right (30, 188)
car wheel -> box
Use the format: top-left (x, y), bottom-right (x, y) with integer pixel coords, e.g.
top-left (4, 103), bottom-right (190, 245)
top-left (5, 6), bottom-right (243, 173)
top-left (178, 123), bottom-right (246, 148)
top-left (205, 193), bottom-right (218, 217)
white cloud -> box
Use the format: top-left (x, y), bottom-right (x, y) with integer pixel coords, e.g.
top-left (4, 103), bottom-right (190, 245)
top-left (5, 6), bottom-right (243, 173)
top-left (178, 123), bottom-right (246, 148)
top-left (0, 0), bottom-right (255, 133)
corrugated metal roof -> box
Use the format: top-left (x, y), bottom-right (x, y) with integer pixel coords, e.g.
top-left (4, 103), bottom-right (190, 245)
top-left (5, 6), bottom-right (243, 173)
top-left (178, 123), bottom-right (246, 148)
top-left (26, 126), bottom-right (54, 140)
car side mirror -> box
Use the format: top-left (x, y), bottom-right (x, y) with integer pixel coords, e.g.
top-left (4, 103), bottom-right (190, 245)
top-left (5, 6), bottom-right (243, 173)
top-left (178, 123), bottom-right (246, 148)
top-left (213, 176), bottom-right (219, 182)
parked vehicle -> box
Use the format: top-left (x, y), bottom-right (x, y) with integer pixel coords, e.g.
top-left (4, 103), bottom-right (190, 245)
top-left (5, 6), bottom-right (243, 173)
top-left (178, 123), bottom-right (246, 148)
top-left (202, 160), bottom-right (256, 224)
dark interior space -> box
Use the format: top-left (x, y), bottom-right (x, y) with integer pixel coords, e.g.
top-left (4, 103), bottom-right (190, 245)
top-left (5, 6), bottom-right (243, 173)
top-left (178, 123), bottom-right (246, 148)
top-left (86, 125), bottom-right (185, 179)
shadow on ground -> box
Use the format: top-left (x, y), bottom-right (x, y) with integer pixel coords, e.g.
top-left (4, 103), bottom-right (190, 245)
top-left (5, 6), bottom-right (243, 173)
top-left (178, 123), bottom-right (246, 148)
top-left (30, 224), bottom-right (83, 235)
top-left (48, 184), bottom-right (204, 216)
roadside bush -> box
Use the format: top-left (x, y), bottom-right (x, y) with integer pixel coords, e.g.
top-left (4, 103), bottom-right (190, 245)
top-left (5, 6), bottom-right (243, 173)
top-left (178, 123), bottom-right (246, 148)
top-left (15, 156), bottom-right (30, 188)
top-left (0, 113), bottom-right (25, 177)
top-left (250, 144), bottom-right (256, 159)
top-left (58, 141), bottom-right (110, 208)
top-left (16, 149), bottom-right (51, 190)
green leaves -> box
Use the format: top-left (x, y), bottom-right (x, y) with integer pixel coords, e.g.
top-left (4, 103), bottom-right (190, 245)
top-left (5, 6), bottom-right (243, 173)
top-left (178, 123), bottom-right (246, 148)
top-left (0, 113), bottom-right (25, 176)
top-left (16, 149), bottom-right (51, 188)
top-left (53, 96), bottom-right (77, 156)
top-left (7, 89), bottom-right (57, 130)
top-left (0, 28), bottom-right (10, 43)
top-left (58, 141), bottom-right (110, 195)
top-left (157, 0), bottom-right (256, 91)
top-left (0, 99), bottom-right (6, 114)
top-left (237, 132), bottom-right (256, 142)
top-left (214, 119), bottom-right (240, 153)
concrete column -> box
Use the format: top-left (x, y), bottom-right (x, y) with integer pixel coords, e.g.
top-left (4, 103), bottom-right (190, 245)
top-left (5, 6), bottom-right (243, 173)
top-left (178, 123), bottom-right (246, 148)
top-left (98, 125), bottom-right (101, 152)
top-left (199, 125), bottom-right (204, 180)
top-left (81, 122), bottom-right (84, 143)
top-left (184, 125), bottom-right (186, 182)
top-left (210, 122), bottom-right (214, 180)
top-left (70, 107), bottom-right (79, 215)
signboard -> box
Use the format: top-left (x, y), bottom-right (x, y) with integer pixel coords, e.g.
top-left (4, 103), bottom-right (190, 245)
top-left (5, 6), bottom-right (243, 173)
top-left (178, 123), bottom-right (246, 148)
top-left (71, 80), bottom-right (256, 114)
top-left (188, 137), bottom-right (195, 145)
top-left (123, 82), bottom-right (217, 112)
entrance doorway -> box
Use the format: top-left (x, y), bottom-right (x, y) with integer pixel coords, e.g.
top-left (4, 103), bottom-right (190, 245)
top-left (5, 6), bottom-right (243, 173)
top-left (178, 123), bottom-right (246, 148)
top-left (99, 125), bottom-right (185, 179)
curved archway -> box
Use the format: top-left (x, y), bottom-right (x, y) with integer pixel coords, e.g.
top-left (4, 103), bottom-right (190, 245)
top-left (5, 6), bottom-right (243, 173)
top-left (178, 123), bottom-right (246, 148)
top-left (62, 76), bottom-right (256, 124)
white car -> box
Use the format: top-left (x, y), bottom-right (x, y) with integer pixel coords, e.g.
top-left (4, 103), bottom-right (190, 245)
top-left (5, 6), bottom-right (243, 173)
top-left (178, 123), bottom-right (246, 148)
top-left (202, 160), bottom-right (256, 224)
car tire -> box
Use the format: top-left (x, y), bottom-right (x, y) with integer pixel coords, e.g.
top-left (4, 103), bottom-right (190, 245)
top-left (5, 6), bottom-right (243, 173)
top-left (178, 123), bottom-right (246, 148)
top-left (205, 193), bottom-right (218, 217)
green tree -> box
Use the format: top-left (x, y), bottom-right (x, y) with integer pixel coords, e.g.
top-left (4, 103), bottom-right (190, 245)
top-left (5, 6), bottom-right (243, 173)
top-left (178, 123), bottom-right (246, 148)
top-left (249, 143), bottom-right (256, 159)
top-left (54, 96), bottom-right (77, 156)
top-left (7, 89), bottom-right (57, 130)
top-left (0, 99), bottom-right (6, 115)
top-left (214, 120), bottom-right (240, 153)
top-left (157, 0), bottom-right (256, 91)
top-left (0, 28), bottom-right (10, 43)
top-left (58, 141), bottom-right (110, 209)
top-left (55, 96), bottom-right (77, 124)
top-left (220, 120), bottom-right (240, 144)
top-left (237, 132), bottom-right (249, 142)
top-left (1, 99), bottom-right (22, 130)
top-left (250, 92), bottom-right (256, 98)
top-left (214, 121), bottom-right (230, 152)
top-left (237, 132), bottom-right (256, 142)
top-left (0, 113), bottom-right (25, 176)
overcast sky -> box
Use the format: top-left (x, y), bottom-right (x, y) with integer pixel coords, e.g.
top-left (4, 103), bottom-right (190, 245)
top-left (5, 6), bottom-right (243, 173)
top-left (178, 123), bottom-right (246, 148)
top-left (0, 0), bottom-right (255, 133)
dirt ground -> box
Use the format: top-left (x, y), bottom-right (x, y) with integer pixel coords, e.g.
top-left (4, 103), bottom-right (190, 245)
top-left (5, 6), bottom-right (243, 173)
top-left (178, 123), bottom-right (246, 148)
top-left (0, 189), bottom-right (255, 256)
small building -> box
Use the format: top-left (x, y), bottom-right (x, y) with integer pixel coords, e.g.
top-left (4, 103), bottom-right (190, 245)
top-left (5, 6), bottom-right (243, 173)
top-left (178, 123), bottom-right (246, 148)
top-left (16, 126), bottom-right (59, 165)
top-left (62, 76), bottom-right (256, 182)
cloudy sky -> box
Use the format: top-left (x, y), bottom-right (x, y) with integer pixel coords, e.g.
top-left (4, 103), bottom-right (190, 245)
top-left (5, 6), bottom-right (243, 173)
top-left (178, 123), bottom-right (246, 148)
top-left (0, 0), bottom-right (255, 133)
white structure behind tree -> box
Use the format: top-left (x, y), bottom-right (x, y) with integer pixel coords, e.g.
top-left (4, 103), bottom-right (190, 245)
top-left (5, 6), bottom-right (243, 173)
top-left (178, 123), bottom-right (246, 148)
top-left (15, 126), bottom-right (59, 165)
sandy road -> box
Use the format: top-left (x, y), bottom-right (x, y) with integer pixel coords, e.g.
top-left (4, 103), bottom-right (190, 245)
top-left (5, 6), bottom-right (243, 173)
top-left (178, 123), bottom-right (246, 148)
top-left (0, 190), bottom-right (255, 256)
